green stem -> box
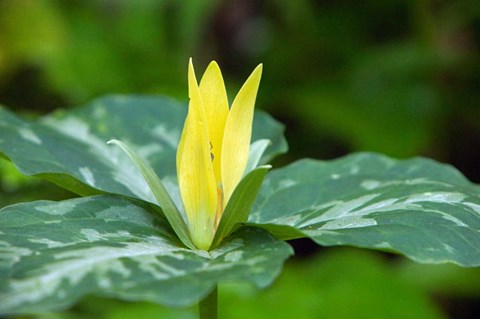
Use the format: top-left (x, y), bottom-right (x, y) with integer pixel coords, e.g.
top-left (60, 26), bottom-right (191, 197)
top-left (199, 285), bottom-right (217, 319)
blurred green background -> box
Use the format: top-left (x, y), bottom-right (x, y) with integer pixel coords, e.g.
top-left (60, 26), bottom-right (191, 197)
top-left (1, 0), bottom-right (480, 318)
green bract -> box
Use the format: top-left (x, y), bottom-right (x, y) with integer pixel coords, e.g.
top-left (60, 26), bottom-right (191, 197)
top-left (0, 95), bottom-right (479, 315)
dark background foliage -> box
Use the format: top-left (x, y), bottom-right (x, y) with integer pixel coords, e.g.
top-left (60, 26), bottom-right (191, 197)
top-left (1, 1), bottom-right (479, 318)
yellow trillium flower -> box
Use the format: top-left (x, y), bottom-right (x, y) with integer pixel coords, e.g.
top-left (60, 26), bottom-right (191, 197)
top-left (177, 59), bottom-right (263, 250)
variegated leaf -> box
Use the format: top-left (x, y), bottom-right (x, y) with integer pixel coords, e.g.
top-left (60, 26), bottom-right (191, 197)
top-left (251, 153), bottom-right (480, 267)
top-left (0, 196), bottom-right (293, 315)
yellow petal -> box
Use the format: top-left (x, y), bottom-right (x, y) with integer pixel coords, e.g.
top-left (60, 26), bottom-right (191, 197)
top-left (199, 61), bottom-right (229, 186)
top-left (176, 59), bottom-right (218, 250)
top-left (221, 64), bottom-right (263, 206)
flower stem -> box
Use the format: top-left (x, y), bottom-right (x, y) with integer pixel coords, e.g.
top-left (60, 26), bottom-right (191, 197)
top-left (199, 285), bottom-right (217, 319)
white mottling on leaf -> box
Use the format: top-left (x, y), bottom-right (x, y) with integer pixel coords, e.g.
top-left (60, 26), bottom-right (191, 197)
top-left (437, 213), bottom-right (468, 227)
top-left (349, 166), bottom-right (359, 174)
top-left (0, 241), bottom-right (32, 263)
top-left (374, 242), bottom-right (393, 249)
top-left (319, 216), bottom-right (377, 230)
top-left (142, 236), bottom-right (186, 260)
top-left (443, 244), bottom-right (456, 254)
top-left (193, 249), bottom-right (211, 259)
top-left (137, 256), bottom-right (186, 280)
top-left (93, 106), bottom-right (107, 119)
top-left (330, 174), bottom-right (340, 180)
top-left (44, 117), bottom-right (155, 202)
top-left (361, 180), bottom-right (381, 190)
top-left (36, 201), bottom-right (77, 216)
top-left (301, 229), bottom-right (342, 238)
top-left (209, 238), bottom-right (244, 259)
top-left (224, 251), bottom-right (243, 262)
top-left (405, 192), bottom-right (465, 204)
top-left (79, 167), bottom-right (95, 186)
top-left (299, 194), bottom-right (380, 227)
top-left (350, 198), bottom-right (408, 215)
top-left (80, 229), bottom-right (103, 241)
top-left (80, 229), bottom-right (132, 242)
top-left (95, 259), bottom-right (131, 288)
top-left (361, 178), bottom-right (451, 190)
top-left (153, 124), bottom-right (180, 148)
top-left (279, 179), bottom-right (297, 188)
top-left (28, 238), bottom-right (70, 248)
top-left (19, 128), bottom-right (42, 145)
top-left (3, 240), bottom-right (180, 309)
top-left (296, 189), bottom-right (475, 232)
top-left (463, 202), bottom-right (480, 214)
top-left (44, 117), bottom-right (90, 141)
top-left (98, 277), bottom-right (112, 289)
top-left (245, 256), bottom-right (267, 266)
top-left (137, 143), bottom-right (163, 159)
top-left (266, 213), bottom-right (302, 227)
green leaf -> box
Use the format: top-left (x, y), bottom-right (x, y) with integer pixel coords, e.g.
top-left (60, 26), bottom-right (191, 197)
top-left (211, 165), bottom-right (271, 249)
top-left (106, 139), bottom-right (194, 250)
top-left (0, 195), bottom-right (293, 315)
top-left (251, 153), bottom-right (480, 267)
top-left (0, 95), bottom-right (287, 203)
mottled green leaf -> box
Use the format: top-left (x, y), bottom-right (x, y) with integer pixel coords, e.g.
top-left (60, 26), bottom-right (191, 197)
top-left (0, 196), bottom-right (293, 315)
top-left (251, 153), bottom-right (480, 267)
top-left (0, 95), bottom-right (287, 203)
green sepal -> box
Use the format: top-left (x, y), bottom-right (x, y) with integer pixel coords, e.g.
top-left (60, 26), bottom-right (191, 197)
top-left (107, 139), bottom-right (194, 249)
top-left (211, 165), bottom-right (271, 249)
